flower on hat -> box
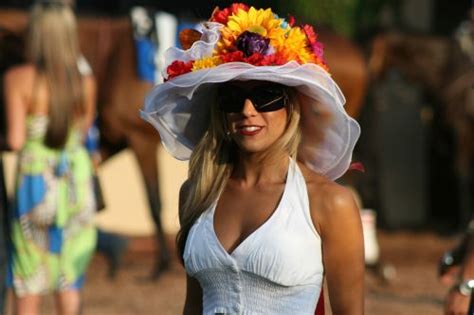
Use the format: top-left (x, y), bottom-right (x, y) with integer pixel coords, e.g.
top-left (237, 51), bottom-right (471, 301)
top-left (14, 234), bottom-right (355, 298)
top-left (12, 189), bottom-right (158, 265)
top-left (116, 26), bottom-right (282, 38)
top-left (280, 27), bottom-right (315, 64)
top-left (217, 6), bottom-right (286, 54)
top-left (236, 31), bottom-right (270, 57)
top-left (166, 3), bottom-right (329, 80)
top-left (167, 60), bottom-right (193, 79)
top-left (192, 56), bottom-right (222, 71)
top-left (302, 24), bottom-right (325, 63)
top-left (210, 3), bottom-right (249, 24)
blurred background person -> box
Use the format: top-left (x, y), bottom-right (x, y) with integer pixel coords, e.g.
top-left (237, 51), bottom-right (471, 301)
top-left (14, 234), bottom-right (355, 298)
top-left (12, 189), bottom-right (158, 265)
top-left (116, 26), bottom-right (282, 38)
top-left (440, 230), bottom-right (474, 315)
top-left (3, 1), bottom-right (97, 314)
top-left (0, 145), bottom-right (9, 315)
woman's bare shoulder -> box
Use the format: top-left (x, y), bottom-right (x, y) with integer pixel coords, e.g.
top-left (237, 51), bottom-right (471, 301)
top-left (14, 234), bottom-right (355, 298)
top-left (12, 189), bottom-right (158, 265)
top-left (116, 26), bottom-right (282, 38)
top-left (82, 74), bottom-right (96, 95)
top-left (297, 161), bottom-right (348, 199)
top-left (297, 161), bottom-right (359, 232)
top-left (4, 63), bottom-right (35, 82)
top-left (82, 73), bottom-right (95, 85)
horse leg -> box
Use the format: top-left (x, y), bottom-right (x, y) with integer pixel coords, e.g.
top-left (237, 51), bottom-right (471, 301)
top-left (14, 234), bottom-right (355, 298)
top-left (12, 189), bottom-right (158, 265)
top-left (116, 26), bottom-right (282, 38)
top-left (127, 132), bottom-right (170, 279)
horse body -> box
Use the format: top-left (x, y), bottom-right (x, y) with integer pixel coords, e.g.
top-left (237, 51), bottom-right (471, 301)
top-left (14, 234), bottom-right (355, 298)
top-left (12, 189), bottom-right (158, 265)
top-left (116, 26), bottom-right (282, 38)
top-left (319, 28), bottom-right (368, 119)
top-left (369, 31), bottom-right (474, 171)
top-left (369, 31), bottom-right (474, 229)
top-left (0, 8), bottom-right (368, 278)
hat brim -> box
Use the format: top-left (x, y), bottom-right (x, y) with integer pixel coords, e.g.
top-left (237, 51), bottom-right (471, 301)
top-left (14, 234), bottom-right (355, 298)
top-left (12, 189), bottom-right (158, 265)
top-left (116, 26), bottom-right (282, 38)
top-left (141, 61), bottom-right (360, 180)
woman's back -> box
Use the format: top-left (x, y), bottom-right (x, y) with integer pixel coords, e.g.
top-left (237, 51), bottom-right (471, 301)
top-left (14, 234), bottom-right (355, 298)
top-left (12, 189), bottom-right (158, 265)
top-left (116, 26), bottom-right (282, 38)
top-left (5, 62), bottom-right (95, 152)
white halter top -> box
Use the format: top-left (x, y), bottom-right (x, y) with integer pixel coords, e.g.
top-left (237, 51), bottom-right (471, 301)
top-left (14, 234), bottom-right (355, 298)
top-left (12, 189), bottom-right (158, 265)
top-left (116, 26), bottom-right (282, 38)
top-left (184, 159), bottom-right (324, 314)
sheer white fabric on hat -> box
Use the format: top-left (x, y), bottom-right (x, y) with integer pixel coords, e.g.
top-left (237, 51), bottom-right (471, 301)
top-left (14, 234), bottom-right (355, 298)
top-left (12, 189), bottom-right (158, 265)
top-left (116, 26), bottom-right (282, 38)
top-left (141, 61), bottom-right (360, 180)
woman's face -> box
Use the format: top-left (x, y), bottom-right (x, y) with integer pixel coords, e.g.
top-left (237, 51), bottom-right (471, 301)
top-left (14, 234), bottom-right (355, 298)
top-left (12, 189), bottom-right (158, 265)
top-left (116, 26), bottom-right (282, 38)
top-left (218, 81), bottom-right (289, 154)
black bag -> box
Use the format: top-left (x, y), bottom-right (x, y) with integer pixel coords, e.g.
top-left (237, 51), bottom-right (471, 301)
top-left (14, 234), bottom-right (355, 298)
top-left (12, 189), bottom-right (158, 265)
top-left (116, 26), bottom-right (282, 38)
top-left (93, 174), bottom-right (106, 212)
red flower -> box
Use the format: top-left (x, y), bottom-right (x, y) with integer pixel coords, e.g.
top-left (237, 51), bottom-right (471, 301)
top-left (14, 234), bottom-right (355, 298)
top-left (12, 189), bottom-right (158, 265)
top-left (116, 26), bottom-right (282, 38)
top-left (260, 52), bottom-right (288, 66)
top-left (302, 24), bottom-right (325, 61)
top-left (210, 8), bottom-right (231, 24)
top-left (166, 60), bottom-right (193, 79)
top-left (244, 52), bottom-right (265, 65)
top-left (236, 52), bottom-right (289, 67)
top-left (230, 3), bottom-right (249, 13)
top-left (210, 3), bottom-right (249, 24)
top-left (302, 24), bottom-right (318, 46)
top-left (220, 51), bottom-right (245, 63)
top-left (288, 15), bottom-right (296, 27)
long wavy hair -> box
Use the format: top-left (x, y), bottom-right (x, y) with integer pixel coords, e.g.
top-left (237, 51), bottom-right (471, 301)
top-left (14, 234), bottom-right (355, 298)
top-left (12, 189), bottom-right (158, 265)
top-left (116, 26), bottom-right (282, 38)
top-left (176, 87), bottom-right (302, 261)
top-left (27, 1), bottom-right (84, 148)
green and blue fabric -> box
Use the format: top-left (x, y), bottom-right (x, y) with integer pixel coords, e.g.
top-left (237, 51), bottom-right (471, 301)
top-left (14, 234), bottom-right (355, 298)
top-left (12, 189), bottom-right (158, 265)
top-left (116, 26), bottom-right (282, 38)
top-left (7, 116), bottom-right (96, 296)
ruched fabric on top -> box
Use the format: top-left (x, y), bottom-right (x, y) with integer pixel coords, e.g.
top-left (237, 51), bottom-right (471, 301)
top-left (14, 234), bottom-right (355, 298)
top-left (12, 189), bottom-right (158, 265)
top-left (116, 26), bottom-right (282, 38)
top-left (184, 159), bottom-right (324, 314)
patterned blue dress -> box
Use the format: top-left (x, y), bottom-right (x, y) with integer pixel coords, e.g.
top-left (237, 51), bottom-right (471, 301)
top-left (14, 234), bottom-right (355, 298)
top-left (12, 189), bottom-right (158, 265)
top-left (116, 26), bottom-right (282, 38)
top-left (7, 116), bottom-right (97, 296)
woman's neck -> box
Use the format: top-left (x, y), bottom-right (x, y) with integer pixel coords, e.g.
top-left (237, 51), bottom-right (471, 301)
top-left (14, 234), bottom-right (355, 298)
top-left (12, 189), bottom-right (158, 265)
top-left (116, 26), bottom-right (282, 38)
top-left (231, 151), bottom-right (290, 186)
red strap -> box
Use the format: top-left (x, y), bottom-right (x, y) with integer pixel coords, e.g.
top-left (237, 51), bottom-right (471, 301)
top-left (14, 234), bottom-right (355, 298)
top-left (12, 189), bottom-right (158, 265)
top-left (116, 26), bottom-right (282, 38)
top-left (315, 289), bottom-right (325, 315)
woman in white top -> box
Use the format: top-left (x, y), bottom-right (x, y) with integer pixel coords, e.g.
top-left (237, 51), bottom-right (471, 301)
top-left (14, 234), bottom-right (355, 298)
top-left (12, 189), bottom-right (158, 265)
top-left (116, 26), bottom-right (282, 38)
top-left (141, 3), bottom-right (364, 314)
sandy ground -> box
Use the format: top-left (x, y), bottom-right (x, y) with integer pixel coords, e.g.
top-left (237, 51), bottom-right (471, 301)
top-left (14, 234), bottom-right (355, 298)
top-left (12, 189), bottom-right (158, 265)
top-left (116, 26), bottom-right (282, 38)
top-left (4, 230), bottom-right (458, 315)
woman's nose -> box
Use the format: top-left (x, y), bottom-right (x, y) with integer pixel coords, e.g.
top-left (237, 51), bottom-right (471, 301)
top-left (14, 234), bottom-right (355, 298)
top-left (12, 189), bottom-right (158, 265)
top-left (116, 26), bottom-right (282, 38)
top-left (241, 99), bottom-right (258, 116)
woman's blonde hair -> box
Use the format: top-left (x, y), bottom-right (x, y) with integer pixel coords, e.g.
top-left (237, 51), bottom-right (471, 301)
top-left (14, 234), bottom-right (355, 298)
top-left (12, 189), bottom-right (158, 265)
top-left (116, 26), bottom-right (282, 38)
top-left (27, 1), bottom-right (84, 148)
top-left (176, 87), bottom-right (302, 260)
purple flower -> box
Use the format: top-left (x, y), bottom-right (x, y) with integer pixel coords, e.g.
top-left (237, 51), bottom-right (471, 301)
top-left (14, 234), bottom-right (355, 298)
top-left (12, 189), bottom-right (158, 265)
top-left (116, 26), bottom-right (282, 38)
top-left (236, 31), bottom-right (270, 57)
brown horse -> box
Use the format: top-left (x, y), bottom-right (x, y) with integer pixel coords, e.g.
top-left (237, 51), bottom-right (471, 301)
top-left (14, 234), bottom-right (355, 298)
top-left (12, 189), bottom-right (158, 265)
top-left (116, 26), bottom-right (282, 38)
top-left (370, 31), bottom-right (474, 165)
top-left (369, 30), bottom-right (474, 225)
top-left (0, 8), bottom-right (368, 278)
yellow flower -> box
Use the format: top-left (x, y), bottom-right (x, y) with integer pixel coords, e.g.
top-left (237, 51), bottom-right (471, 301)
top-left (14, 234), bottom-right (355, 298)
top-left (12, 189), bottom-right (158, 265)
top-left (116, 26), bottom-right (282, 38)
top-left (192, 56), bottom-right (222, 71)
top-left (280, 27), bottom-right (316, 64)
top-left (217, 7), bottom-right (286, 53)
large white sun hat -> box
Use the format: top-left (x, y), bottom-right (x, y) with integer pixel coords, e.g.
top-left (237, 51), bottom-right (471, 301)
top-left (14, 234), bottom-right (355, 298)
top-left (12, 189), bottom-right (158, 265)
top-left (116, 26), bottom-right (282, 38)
top-left (141, 4), bottom-right (360, 180)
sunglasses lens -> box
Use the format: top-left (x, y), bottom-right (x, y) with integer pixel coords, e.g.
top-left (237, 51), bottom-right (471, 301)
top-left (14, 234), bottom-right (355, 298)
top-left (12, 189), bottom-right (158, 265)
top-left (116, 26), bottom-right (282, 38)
top-left (255, 97), bottom-right (286, 112)
top-left (218, 87), bottom-right (244, 113)
top-left (252, 86), bottom-right (282, 104)
top-left (251, 85), bottom-right (286, 112)
top-left (218, 83), bottom-right (287, 113)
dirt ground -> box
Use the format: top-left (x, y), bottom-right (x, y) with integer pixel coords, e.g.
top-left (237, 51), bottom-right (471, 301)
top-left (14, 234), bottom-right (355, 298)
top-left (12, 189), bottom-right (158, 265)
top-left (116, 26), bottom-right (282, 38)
top-left (4, 230), bottom-right (459, 315)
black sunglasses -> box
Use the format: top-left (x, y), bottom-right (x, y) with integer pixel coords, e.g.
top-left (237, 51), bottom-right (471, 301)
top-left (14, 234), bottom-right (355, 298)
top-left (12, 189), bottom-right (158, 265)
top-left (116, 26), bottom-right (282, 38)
top-left (217, 83), bottom-right (288, 113)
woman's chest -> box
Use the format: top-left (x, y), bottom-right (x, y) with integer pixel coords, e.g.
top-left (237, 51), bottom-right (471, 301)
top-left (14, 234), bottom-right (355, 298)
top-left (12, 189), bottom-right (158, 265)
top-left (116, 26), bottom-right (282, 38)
top-left (184, 205), bottom-right (323, 286)
top-left (213, 187), bottom-right (285, 254)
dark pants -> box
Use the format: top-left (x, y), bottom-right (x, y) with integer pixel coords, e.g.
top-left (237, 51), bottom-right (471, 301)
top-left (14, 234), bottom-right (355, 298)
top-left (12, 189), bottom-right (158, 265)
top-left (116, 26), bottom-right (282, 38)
top-left (96, 229), bottom-right (128, 278)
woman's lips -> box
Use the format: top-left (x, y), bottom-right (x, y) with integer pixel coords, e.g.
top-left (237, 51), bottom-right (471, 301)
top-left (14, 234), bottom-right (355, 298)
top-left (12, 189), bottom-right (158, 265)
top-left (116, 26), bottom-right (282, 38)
top-left (237, 125), bottom-right (263, 136)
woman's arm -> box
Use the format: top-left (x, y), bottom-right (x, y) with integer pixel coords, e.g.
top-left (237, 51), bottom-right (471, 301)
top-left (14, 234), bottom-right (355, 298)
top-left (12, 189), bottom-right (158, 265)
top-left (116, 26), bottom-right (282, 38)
top-left (183, 274), bottom-right (203, 315)
top-left (311, 182), bottom-right (365, 315)
top-left (444, 233), bottom-right (474, 315)
top-left (82, 75), bottom-right (97, 134)
top-left (4, 68), bottom-right (27, 151)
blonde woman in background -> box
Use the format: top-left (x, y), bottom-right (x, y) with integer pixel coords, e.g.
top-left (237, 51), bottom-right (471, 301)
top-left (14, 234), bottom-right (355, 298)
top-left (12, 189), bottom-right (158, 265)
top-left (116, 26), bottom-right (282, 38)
top-left (4, 1), bottom-right (97, 314)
